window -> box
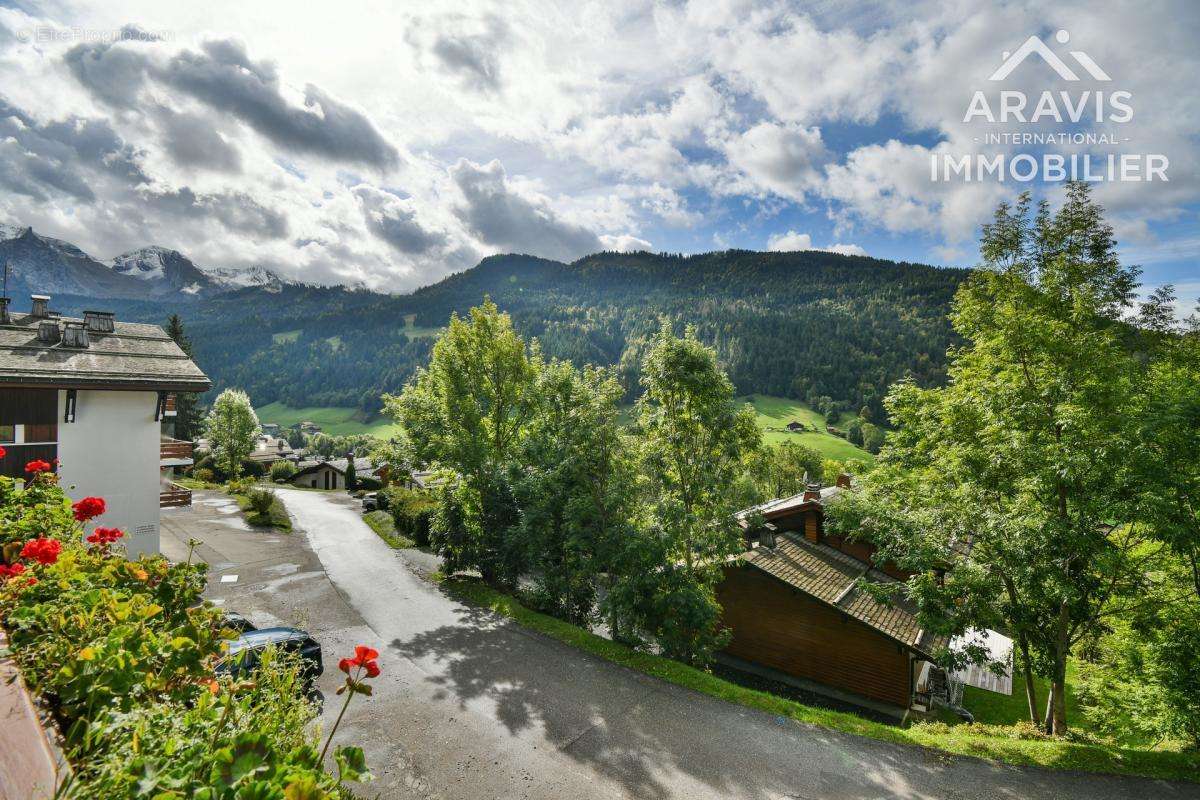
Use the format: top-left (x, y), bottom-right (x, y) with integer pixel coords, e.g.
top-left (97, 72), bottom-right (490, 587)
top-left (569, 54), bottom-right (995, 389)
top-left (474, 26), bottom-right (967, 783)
top-left (0, 425), bottom-right (13, 443)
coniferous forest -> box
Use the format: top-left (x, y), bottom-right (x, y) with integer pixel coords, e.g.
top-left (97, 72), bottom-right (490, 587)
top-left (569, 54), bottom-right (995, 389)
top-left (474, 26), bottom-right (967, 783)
top-left (56, 249), bottom-right (966, 420)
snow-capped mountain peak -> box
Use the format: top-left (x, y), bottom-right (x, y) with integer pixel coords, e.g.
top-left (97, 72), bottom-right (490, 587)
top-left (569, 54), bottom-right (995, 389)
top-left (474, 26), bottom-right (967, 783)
top-left (111, 246), bottom-right (177, 281)
top-left (201, 264), bottom-right (287, 291)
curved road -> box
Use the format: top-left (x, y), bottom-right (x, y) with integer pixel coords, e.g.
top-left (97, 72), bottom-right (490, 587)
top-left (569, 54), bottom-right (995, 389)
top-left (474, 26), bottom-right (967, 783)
top-left (278, 489), bottom-right (1198, 800)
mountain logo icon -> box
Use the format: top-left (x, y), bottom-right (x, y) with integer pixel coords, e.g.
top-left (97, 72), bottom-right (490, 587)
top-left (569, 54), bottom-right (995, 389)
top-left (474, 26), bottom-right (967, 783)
top-left (988, 30), bottom-right (1111, 82)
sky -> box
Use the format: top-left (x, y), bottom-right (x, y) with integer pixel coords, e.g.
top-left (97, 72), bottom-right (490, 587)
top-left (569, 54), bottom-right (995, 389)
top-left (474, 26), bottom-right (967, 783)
top-left (0, 0), bottom-right (1196, 307)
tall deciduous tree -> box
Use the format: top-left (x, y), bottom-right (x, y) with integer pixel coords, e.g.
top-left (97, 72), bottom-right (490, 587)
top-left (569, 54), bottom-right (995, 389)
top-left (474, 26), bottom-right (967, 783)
top-left (165, 315), bottom-right (201, 440)
top-left (828, 184), bottom-right (1157, 735)
top-left (385, 300), bottom-right (539, 586)
top-left (511, 361), bottom-right (633, 625)
top-left (204, 389), bottom-right (260, 479)
top-left (616, 322), bottom-right (759, 664)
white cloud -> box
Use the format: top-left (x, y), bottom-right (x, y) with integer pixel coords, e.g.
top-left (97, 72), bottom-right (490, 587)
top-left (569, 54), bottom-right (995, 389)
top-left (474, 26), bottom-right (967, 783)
top-left (0, 1), bottom-right (1193, 290)
top-left (767, 230), bottom-right (866, 257)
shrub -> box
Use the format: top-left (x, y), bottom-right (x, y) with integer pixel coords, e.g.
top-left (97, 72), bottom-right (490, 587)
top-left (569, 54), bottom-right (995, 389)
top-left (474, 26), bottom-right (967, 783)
top-left (193, 467), bottom-right (215, 484)
top-left (270, 459), bottom-right (297, 481)
top-left (384, 485), bottom-right (438, 546)
top-left (225, 477), bottom-right (255, 495)
top-left (241, 458), bottom-right (266, 478)
top-left (247, 486), bottom-right (276, 515)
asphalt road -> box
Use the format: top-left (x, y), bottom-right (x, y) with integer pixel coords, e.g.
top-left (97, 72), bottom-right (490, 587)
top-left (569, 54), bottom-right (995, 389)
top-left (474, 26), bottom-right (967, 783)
top-left (166, 489), bottom-right (1199, 800)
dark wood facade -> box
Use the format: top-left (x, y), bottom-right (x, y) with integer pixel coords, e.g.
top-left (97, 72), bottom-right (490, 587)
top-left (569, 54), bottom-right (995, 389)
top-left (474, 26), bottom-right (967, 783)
top-left (717, 564), bottom-right (913, 707)
top-left (0, 389), bottom-right (59, 479)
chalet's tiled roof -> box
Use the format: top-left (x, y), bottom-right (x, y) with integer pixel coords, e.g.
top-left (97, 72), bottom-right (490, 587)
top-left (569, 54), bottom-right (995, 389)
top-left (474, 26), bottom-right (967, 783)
top-left (745, 532), bottom-right (947, 659)
top-left (0, 312), bottom-right (210, 391)
top-left (738, 484), bottom-right (843, 520)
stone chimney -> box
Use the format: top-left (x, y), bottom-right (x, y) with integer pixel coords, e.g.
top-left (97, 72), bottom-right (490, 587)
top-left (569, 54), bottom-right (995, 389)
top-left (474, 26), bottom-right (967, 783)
top-left (836, 472), bottom-right (852, 489)
top-left (0, 296), bottom-right (9, 324)
top-left (62, 321), bottom-right (90, 348)
top-left (83, 310), bottom-right (115, 333)
top-left (758, 522), bottom-right (777, 549)
top-left (30, 294), bottom-right (50, 318)
top-left (802, 482), bottom-right (822, 503)
top-left (36, 319), bottom-right (61, 344)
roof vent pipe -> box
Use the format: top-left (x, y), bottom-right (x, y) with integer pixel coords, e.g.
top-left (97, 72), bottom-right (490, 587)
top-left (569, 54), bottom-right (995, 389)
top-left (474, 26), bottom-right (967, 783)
top-left (37, 319), bottom-right (61, 344)
top-left (0, 296), bottom-right (9, 324)
top-left (31, 294), bottom-right (50, 318)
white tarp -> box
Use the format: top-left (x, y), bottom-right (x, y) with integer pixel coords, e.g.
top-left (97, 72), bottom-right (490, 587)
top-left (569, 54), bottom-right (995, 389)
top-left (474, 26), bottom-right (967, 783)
top-left (950, 628), bottom-right (1013, 695)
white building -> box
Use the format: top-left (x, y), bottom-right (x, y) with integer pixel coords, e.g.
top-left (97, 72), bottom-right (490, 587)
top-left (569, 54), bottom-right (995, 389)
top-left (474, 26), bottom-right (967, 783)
top-left (0, 295), bottom-right (210, 557)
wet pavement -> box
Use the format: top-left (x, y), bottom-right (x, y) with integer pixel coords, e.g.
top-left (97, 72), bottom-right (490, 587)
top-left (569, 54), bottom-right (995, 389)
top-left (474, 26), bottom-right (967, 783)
top-left (161, 489), bottom-right (1200, 800)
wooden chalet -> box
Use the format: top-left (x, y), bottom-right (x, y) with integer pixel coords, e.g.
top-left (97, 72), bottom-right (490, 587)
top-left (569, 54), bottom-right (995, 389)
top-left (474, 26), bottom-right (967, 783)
top-left (718, 476), bottom-right (947, 712)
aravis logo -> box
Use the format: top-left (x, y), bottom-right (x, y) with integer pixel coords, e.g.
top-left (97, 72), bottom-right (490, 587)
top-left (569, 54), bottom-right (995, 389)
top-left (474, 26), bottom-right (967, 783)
top-left (931, 29), bottom-right (1168, 184)
top-left (988, 30), bottom-right (1110, 82)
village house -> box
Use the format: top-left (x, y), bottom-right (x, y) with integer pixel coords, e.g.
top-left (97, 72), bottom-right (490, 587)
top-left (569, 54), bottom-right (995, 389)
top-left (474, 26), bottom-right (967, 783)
top-left (290, 455), bottom-right (375, 490)
top-left (718, 477), bottom-right (950, 715)
top-left (0, 294), bottom-right (210, 557)
top-left (247, 434), bottom-right (299, 467)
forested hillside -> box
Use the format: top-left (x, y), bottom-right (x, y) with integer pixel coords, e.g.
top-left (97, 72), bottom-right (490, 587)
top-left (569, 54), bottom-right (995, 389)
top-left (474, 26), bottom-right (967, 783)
top-left (50, 249), bottom-right (967, 419)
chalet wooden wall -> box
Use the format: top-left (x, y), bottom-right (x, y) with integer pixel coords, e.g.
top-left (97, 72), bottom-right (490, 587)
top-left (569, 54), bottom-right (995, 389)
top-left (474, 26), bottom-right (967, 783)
top-left (0, 389), bottom-right (57, 425)
top-left (717, 565), bottom-right (911, 708)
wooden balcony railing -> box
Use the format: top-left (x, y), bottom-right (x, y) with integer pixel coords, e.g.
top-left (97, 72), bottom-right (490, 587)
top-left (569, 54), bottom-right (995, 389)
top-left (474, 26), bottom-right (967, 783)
top-left (160, 438), bottom-right (193, 462)
top-left (159, 482), bottom-right (192, 508)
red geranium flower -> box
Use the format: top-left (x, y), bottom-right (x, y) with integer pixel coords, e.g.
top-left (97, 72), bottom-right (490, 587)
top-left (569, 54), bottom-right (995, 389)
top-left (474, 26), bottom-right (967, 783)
top-left (72, 496), bottom-right (106, 522)
top-left (20, 538), bottom-right (62, 566)
top-left (86, 527), bottom-right (124, 546)
top-left (24, 459), bottom-right (52, 474)
top-left (338, 645), bottom-right (381, 677)
top-left (0, 445), bottom-right (6, 459)
top-left (0, 563), bottom-right (26, 579)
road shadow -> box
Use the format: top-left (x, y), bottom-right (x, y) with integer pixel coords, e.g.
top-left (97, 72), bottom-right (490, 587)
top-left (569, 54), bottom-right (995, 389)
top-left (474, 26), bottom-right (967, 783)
top-left (384, 586), bottom-right (1137, 800)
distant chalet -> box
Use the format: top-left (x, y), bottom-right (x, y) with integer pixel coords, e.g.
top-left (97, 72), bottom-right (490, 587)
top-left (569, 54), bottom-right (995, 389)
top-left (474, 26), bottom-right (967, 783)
top-left (0, 294), bottom-right (210, 557)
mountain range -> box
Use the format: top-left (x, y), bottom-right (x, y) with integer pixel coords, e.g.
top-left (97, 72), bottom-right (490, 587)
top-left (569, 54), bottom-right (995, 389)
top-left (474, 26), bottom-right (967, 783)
top-left (0, 225), bottom-right (288, 300)
top-left (0, 224), bottom-right (969, 422)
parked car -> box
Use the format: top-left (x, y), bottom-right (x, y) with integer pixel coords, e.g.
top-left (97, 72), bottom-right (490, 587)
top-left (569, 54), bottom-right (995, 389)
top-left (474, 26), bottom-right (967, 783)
top-left (362, 491), bottom-right (389, 512)
top-left (222, 611), bottom-right (257, 634)
top-left (217, 627), bottom-right (323, 694)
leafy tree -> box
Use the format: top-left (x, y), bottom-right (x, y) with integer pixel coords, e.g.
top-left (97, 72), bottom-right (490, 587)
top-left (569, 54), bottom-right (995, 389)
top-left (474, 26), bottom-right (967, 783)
top-left (344, 457), bottom-right (358, 491)
top-left (204, 389), bottom-right (260, 479)
top-left (511, 361), bottom-right (633, 625)
top-left (165, 315), bottom-right (201, 440)
top-left (1134, 292), bottom-right (1200, 597)
top-left (386, 300), bottom-right (539, 586)
top-left (859, 422), bottom-right (885, 454)
top-left (846, 417), bottom-right (865, 446)
top-left (745, 441), bottom-right (824, 501)
top-left (827, 184), bottom-right (1158, 735)
top-left (618, 322), bottom-right (760, 664)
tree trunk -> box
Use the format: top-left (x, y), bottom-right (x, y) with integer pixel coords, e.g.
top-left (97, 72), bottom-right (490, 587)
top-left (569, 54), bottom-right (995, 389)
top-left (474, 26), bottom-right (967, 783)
top-left (1044, 599), bottom-right (1071, 735)
top-left (1016, 632), bottom-right (1039, 725)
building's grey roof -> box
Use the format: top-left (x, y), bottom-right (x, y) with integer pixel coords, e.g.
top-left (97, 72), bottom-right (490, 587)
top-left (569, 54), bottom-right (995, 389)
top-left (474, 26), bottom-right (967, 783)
top-left (744, 532), bottom-right (946, 660)
top-left (0, 311), bottom-right (210, 391)
top-left (293, 456), bottom-right (375, 477)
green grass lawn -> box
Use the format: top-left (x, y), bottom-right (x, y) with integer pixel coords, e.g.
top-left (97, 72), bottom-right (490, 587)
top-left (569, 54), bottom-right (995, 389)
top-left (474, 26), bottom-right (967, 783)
top-left (255, 401), bottom-right (402, 438)
top-left (738, 394), bottom-right (873, 462)
top-left (442, 577), bottom-right (1199, 782)
top-left (620, 394), bottom-right (871, 463)
top-left (362, 509), bottom-right (415, 549)
top-left (271, 329), bottom-right (301, 344)
top-left (402, 313), bottom-right (444, 338)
